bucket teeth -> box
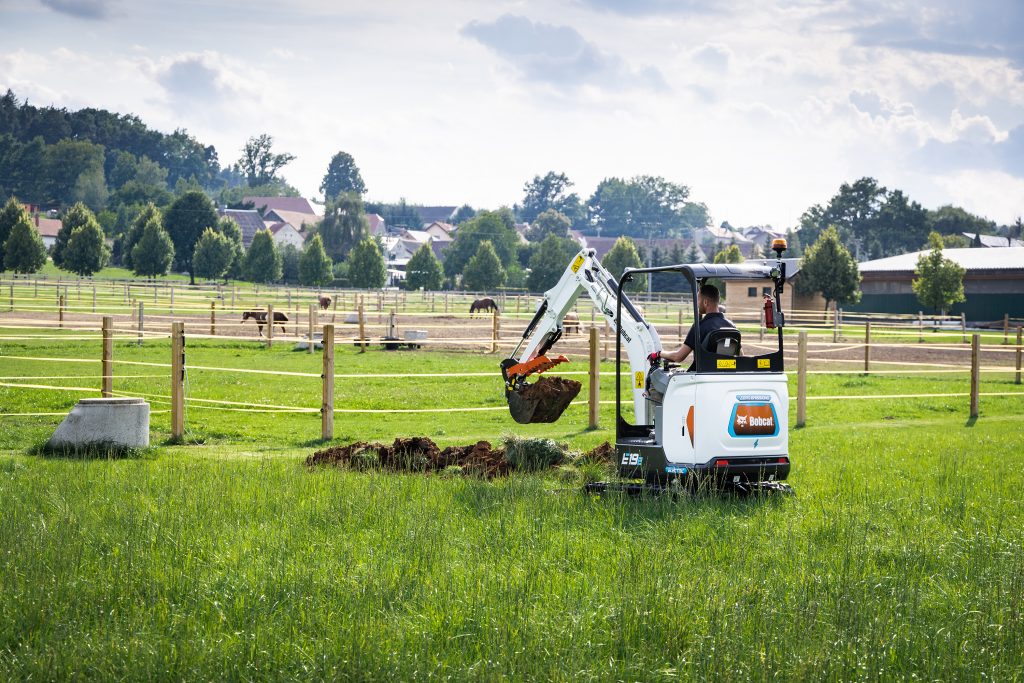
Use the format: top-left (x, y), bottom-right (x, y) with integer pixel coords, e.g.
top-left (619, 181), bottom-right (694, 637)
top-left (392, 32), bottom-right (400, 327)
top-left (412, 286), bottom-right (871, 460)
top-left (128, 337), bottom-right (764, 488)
top-left (505, 355), bottom-right (569, 383)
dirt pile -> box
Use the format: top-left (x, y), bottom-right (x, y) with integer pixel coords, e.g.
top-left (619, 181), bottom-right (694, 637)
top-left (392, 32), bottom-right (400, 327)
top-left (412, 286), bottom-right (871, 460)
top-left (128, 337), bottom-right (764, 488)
top-left (508, 375), bottom-right (582, 424)
top-left (307, 437), bottom-right (613, 479)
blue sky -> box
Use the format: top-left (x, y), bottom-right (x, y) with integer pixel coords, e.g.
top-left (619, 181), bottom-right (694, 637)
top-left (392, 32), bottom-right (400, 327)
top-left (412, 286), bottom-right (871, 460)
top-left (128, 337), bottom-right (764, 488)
top-left (1, 0), bottom-right (1022, 227)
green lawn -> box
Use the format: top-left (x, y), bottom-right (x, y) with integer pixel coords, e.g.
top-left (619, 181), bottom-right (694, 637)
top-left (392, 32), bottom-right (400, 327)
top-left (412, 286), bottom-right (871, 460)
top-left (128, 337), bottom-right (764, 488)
top-left (1, 329), bottom-right (1024, 679)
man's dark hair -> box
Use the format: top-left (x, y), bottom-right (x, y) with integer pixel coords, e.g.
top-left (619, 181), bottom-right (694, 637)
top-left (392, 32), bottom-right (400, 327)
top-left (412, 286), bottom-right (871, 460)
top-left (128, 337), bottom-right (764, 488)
top-left (699, 283), bottom-right (720, 304)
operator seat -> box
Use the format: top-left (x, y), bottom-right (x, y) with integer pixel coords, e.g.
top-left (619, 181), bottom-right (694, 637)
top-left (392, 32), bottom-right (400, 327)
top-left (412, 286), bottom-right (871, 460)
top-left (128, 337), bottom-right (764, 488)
top-left (703, 327), bottom-right (742, 357)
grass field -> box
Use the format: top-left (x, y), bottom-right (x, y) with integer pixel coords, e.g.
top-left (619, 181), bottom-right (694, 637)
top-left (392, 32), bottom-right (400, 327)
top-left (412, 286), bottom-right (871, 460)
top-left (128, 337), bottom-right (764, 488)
top-left (2, 324), bottom-right (1024, 679)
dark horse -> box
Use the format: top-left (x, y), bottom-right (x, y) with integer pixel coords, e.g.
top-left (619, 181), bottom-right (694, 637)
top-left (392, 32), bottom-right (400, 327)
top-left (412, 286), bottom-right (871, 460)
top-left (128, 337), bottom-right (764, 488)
top-left (242, 310), bottom-right (290, 337)
top-left (469, 297), bottom-right (499, 315)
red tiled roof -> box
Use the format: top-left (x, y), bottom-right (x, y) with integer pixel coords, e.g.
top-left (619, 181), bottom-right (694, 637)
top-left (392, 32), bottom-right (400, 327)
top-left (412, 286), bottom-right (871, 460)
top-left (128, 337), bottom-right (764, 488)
top-left (265, 209), bottom-right (320, 228)
top-left (35, 216), bottom-right (62, 237)
top-left (243, 196), bottom-right (317, 215)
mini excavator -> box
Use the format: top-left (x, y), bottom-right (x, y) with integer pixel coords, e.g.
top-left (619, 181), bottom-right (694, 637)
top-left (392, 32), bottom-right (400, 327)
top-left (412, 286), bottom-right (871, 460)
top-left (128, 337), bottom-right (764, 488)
top-left (501, 241), bottom-right (793, 493)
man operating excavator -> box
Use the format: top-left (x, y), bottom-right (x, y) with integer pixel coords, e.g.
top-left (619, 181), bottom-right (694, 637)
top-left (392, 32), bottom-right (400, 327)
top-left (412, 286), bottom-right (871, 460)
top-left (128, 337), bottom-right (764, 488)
top-left (649, 283), bottom-right (739, 368)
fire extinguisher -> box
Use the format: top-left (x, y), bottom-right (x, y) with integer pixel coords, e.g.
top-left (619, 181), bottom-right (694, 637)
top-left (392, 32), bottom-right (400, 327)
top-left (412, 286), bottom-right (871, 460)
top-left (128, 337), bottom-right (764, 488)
top-left (763, 294), bottom-right (775, 329)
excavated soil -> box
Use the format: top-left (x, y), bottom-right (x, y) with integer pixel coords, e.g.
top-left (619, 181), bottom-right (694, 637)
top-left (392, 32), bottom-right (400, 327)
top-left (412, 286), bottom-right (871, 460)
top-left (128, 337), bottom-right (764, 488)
top-left (307, 437), bottom-right (612, 478)
top-left (517, 375), bottom-right (582, 401)
top-left (509, 375), bottom-right (583, 423)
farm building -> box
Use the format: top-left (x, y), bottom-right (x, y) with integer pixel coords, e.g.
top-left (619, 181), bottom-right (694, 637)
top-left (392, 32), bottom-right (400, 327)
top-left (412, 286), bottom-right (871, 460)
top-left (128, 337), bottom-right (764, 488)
top-left (268, 222), bottom-right (305, 250)
top-left (850, 247), bottom-right (1024, 321)
top-left (723, 258), bottom-right (826, 319)
top-left (219, 209), bottom-right (266, 249)
top-left (32, 214), bottom-right (62, 249)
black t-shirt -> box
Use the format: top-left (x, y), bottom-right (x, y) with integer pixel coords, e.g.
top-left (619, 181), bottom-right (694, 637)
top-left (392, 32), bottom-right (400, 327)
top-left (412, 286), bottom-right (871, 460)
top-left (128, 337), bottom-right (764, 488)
top-left (683, 311), bottom-right (737, 352)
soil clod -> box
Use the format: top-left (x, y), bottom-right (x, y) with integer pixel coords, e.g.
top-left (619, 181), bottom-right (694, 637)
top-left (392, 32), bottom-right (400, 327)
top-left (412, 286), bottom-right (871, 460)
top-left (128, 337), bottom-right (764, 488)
top-left (507, 375), bottom-right (582, 424)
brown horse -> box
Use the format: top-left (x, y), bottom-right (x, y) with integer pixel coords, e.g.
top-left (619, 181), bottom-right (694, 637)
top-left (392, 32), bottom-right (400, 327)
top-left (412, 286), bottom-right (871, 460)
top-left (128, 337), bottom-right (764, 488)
top-left (242, 310), bottom-right (290, 337)
top-left (318, 296), bottom-right (332, 310)
top-left (469, 297), bottom-right (499, 315)
top-left (563, 312), bottom-right (580, 335)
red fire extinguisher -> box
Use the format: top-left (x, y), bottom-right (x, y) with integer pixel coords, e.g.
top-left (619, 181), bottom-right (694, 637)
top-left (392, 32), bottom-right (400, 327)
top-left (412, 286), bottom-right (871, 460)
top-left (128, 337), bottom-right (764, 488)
top-left (763, 294), bottom-right (775, 329)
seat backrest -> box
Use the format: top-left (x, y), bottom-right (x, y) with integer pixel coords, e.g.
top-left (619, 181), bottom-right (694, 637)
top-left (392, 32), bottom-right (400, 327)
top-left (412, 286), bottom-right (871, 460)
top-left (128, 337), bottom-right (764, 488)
top-left (703, 327), bottom-right (741, 357)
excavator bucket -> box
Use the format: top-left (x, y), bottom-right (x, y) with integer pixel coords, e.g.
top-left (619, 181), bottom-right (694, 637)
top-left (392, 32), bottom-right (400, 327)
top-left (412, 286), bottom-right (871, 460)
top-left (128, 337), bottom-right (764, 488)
top-left (506, 376), bottom-right (582, 424)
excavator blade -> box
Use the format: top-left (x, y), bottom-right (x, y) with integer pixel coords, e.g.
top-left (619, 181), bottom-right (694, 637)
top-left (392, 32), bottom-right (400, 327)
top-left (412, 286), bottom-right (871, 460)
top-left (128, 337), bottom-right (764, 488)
top-left (504, 355), bottom-right (569, 382)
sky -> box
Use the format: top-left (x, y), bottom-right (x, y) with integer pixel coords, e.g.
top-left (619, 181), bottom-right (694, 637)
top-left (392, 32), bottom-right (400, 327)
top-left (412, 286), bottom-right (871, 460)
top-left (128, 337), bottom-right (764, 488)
top-left (1, 0), bottom-right (1023, 228)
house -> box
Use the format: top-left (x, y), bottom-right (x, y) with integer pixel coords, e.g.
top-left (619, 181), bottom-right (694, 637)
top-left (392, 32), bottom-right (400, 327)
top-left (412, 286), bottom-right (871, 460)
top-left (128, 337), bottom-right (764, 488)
top-left (962, 232), bottom-right (1024, 248)
top-left (741, 226), bottom-right (787, 249)
top-left (851, 247), bottom-right (1024, 321)
top-left (33, 214), bottom-right (62, 249)
top-left (424, 221), bottom-right (454, 240)
top-left (219, 209), bottom-right (266, 248)
top-left (416, 206), bottom-right (457, 226)
top-left (696, 225), bottom-right (755, 256)
top-left (264, 209), bottom-right (319, 231)
top-left (723, 258), bottom-right (825, 321)
top-left (243, 196), bottom-right (319, 216)
top-left (366, 213), bottom-right (386, 237)
top-left (267, 222), bottom-right (305, 250)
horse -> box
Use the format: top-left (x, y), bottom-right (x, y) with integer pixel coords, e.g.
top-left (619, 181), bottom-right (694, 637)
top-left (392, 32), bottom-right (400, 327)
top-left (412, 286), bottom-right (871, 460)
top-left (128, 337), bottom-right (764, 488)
top-left (318, 296), bottom-right (332, 310)
top-left (563, 312), bottom-right (580, 335)
top-left (241, 310), bottom-right (290, 337)
top-left (469, 297), bottom-right (499, 315)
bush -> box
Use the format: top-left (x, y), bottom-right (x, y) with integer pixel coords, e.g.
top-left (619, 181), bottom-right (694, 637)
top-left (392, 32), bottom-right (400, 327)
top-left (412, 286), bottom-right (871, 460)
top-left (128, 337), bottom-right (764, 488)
top-left (502, 435), bottom-right (566, 472)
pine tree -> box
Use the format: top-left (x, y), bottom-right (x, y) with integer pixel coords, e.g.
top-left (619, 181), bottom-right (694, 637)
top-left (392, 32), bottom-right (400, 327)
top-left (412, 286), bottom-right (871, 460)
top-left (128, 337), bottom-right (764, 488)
top-left (121, 203), bottom-right (161, 270)
top-left (526, 234), bottom-right (578, 291)
top-left (796, 225), bottom-right (862, 311)
top-left (192, 227), bottom-right (233, 281)
top-left (405, 243), bottom-right (443, 291)
top-left (318, 192), bottom-right (368, 261)
top-left (243, 229), bottom-right (282, 283)
top-left (912, 232), bottom-right (966, 316)
top-left (217, 216), bottom-right (245, 279)
top-left (0, 197), bottom-right (24, 266)
top-left (299, 234), bottom-right (334, 287)
top-left (63, 219), bottom-right (110, 276)
top-left (602, 236), bottom-right (645, 292)
top-left (462, 240), bottom-right (505, 291)
top-left (131, 215), bottom-right (175, 278)
top-left (347, 238), bottom-right (386, 288)
top-left (3, 209), bottom-right (47, 274)
top-left (52, 202), bottom-right (96, 268)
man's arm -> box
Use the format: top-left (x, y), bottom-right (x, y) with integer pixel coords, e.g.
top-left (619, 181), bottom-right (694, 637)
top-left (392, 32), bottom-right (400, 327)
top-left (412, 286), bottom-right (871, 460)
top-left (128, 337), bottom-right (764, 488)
top-left (658, 343), bottom-right (692, 363)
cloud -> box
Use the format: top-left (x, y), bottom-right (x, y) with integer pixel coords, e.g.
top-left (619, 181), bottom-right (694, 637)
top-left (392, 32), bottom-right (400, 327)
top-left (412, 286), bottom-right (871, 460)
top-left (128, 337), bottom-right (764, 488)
top-left (460, 14), bottom-right (666, 92)
top-left (39, 0), bottom-right (110, 20)
top-left (690, 43), bottom-right (731, 72)
top-left (575, 0), bottom-right (726, 17)
top-left (917, 122), bottom-right (1024, 176)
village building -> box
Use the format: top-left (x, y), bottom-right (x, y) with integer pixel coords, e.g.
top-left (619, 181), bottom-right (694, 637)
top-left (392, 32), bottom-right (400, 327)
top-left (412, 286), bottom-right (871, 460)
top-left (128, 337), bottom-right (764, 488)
top-left (723, 258), bottom-right (826, 321)
top-left (267, 222), bottom-right (305, 250)
top-left (218, 209), bottom-right (266, 249)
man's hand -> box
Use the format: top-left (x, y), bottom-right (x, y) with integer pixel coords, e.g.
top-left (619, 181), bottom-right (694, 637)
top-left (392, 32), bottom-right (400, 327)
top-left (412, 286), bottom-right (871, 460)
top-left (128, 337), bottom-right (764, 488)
top-left (647, 351), bottom-right (660, 366)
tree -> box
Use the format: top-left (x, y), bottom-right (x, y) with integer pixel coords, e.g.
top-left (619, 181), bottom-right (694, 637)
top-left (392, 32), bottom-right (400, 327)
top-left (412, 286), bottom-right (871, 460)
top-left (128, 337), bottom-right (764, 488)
top-left (192, 227), bottom-right (233, 281)
top-left (320, 151), bottom-right (366, 199)
top-left (120, 203), bottom-right (161, 270)
top-left (405, 243), bottom-right (443, 290)
top-left (238, 134), bottom-right (295, 186)
top-left (52, 203), bottom-right (97, 267)
top-left (72, 165), bottom-right (108, 212)
top-left (63, 219), bottom-right (110, 276)
top-left (587, 175), bottom-right (703, 239)
top-left (462, 240), bottom-right (505, 291)
top-left (526, 234), bottom-right (579, 292)
top-left (0, 197), bottom-right (23, 265)
top-left (452, 204), bottom-right (476, 225)
top-left (711, 243), bottom-right (744, 297)
top-left (912, 232), bottom-right (966, 316)
top-left (280, 244), bottom-right (301, 284)
top-left (217, 216), bottom-right (245, 279)
top-left (131, 215), bottom-right (175, 278)
top-left (347, 238), bottom-right (386, 288)
top-left (602, 236), bottom-right (645, 292)
top-left (796, 226), bottom-right (862, 311)
top-left (926, 205), bottom-right (996, 236)
top-left (243, 229), bottom-right (282, 283)
top-left (443, 209), bottom-right (519, 279)
top-left (317, 191), bottom-right (368, 261)
top-left (299, 234), bottom-right (334, 287)
top-left (520, 171), bottom-right (583, 225)
top-left (164, 190), bottom-right (218, 283)
top-left (527, 209), bottom-right (572, 242)
top-left (3, 209), bottom-right (47, 274)
top-left (43, 138), bottom-right (105, 207)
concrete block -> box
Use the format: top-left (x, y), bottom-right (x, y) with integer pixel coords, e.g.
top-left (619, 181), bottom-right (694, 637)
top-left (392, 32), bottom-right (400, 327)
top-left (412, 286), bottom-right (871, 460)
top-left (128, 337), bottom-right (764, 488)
top-left (404, 330), bottom-right (428, 341)
top-left (48, 397), bottom-right (150, 450)
top-left (295, 333), bottom-right (323, 351)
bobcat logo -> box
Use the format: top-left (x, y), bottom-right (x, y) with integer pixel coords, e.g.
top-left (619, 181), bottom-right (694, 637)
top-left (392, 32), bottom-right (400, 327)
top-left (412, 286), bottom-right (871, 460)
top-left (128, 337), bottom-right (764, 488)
top-left (736, 415), bottom-right (748, 427)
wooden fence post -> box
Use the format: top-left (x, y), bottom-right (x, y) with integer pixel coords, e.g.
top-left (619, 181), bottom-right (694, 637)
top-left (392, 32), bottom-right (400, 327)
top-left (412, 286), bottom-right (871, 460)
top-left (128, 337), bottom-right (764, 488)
top-left (970, 333), bottom-right (980, 419)
top-left (491, 309), bottom-right (500, 353)
top-left (1004, 313), bottom-right (1010, 345)
top-left (266, 304), bottom-right (274, 348)
top-left (101, 316), bottom-right (113, 398)
top-left (837, 308), bottom-right (843, 341)
top-left (589, 326), bottom-right (600, 429)
top-left (797, 330), bottom-right (807, 428)
top-left (833, 305), bottom-right (840, 343)
top-left (1015, 326), bottom-right (1022, 386)
top-left (322, 324), bottom-right (334, 440)
top-left (961, 313), bottom-right (967, 343)
top-left (58, 294), bottom-right (65, 329)
top-left (170, 286), bottom-right (174, 316)
top-left (358, 301), bottom-right (366, 352)
top-left (210, 301), bottom-right (216, 336)
top-left (8, 283), bottom-right (13, 311)
top-left (918, 311), bottom-right (924, 343)
top-left (864, 320), bottom-right (871, 374)
top-left (308, 303), bottom-right (317, 354)
top-left (444, 292), bottom-right (449, 314)
top-left (171, 321), bottom-right (185, 441)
